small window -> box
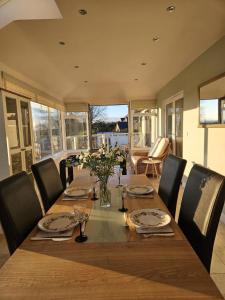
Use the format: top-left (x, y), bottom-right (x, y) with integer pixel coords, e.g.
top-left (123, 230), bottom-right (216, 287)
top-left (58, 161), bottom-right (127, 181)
top-left (199, 99), bottom-right (219, 124)
top-left (221, 99), bottom-right (225, 124)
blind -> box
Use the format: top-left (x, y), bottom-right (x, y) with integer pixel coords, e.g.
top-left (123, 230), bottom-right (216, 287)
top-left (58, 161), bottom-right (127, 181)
top-left (130, 99), bottom-right (156, 110)
top-left (65, 102), bottom-right (89, 112)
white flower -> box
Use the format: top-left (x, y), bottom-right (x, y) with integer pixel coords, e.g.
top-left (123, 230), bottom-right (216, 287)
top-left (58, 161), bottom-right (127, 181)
top-left (117, 156), bottom-right (124, 162)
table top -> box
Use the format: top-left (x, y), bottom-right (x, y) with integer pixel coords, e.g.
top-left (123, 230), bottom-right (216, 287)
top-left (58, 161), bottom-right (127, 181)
top-left (0, 174), bottom-right (222, 299)
top-left (142, 159), bottom-right (162, 164)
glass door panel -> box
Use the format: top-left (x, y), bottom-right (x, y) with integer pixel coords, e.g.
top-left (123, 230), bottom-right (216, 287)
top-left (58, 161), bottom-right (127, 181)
top-left (11, 153), bottom-right (23, 174)
top-left (6, 97), bottom-right (20, 149)
top-left (175, 99), bottom-right (183, 157)
top-left (131, 114), bottom-right (151, 149)
top-left (3, 93), bottom-right (34, 175)
top-left (20, 100), bottom-right (33, 173)
top-left (20, 101), bottom-right (31, 147)
top-left (166, 103), bottom-right (174, 153)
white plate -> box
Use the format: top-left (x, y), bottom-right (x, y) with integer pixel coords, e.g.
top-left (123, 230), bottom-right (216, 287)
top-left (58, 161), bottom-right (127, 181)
top-left (64, 187), bottom-right (89, 197)
top-left (127, 185), bottom-right (153, 195)
top-left (129, 208), bottom-right (171, 228)
top-left (38, 212), bottom-right (79, 233)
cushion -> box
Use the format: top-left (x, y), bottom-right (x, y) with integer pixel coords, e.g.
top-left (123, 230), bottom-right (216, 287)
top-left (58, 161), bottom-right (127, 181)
top-left (148, 137), bottom-right (162, 157)
top-left (152, 138), bottom-right (169, 158)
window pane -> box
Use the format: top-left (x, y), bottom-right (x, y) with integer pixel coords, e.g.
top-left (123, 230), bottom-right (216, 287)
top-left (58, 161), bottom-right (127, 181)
top-left (132, 112), bottom-right (151, 148)
top-left (221, 100), bottom-right (225, 124)
top-left (200, 99), bottom-right (219, 124)
top-left (20, 101), bottom-right (32, 147)
top-left (31, 102), bottom-right (51, 160)
top-left (50, 108), bottom-right (62, 153)
top-left (65, 112), bottom-right (88, 150)
top-left (6, 97), bottom-right (20, 149)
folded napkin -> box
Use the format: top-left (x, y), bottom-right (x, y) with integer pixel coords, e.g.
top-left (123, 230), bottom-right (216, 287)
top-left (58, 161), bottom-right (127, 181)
top-left (127, 192), bottom-right (153, 199)
top-left (62, 195), bottom-right (88, 201)
top-left (30, 228), bottom-right (74, 240)
top-left (136, 225), bottom-right (174, 237)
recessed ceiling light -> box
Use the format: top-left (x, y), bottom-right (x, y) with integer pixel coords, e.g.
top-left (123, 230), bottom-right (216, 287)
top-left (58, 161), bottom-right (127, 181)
top-left (166, 5), bottom-right (175, 12)
top-left (59, 41), bottom-right (65, 45)
top-left (141, 62), bottom-right (147, 66)
top-left (79, 9), bottom-right (88, 15)
top-left (152, 36), bottom-right (160, 42)
top-left (84, 80), bottom-right (88, 83)
top-left (74, 65), bottom-right (79, 69)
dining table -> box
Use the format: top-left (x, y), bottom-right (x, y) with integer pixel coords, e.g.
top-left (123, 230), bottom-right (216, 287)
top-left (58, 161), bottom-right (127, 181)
top-left (0, 173), bottom-right (223, 299)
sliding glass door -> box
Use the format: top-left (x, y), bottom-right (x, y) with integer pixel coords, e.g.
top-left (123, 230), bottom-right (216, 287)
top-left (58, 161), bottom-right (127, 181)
top-left (165, 99), bottom-right (183, 157)
top-left (3, 92), bottom-right (33, 174)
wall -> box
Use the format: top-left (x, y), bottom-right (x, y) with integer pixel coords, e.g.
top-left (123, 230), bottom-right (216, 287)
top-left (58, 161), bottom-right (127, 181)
top-left (157, 36), bottom-right (225, 177)
top-left (156, 36), bottom-right (225, 216)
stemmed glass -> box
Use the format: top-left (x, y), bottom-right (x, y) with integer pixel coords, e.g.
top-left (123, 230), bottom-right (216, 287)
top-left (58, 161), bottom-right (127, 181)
top-left (118, 185), bottom-right (128, 213)
top-left (115, 166), bottom-right (123, 187)
top-left (91, 180), bottom-right (98, 201)
top-left (74, 206), bottom-right (89, 243)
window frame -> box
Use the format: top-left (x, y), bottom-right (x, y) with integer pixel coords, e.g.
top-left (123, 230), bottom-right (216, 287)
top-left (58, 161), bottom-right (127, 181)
top-left (31, 102), bottom-right (63, 161)
top-left (64, 111), bottom-right (90, 152)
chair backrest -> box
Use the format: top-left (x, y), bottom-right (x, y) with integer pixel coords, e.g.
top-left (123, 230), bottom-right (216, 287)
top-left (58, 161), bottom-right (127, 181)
top-left (31, 158), bottom-right (64, 212)
top-left (0, 172), bottom-right (43, 255)
top-left (158, 154), bottom-right (187, 217)
top-left (149, 138), bottom-right (170, 159)
top-left (178, 164), bottom-right (225, 272)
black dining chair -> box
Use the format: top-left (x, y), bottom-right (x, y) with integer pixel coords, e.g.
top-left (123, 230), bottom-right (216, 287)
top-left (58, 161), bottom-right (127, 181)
top-left (0, 171), bottom-right (43, 255)
top-left (158, 154), bottom-right (187, 218)
top-left (31, 158), bottom-right (64, 212)
top-left (178, 164), bottom-right (225, 272)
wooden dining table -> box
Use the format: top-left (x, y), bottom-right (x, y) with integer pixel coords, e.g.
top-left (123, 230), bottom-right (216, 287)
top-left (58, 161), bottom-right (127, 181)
top-left (0, 173), bottom-right (223, 299)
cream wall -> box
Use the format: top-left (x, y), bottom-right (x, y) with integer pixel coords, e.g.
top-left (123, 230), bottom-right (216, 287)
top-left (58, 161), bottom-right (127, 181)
top-left (157, 36), bottom-right (225, 179)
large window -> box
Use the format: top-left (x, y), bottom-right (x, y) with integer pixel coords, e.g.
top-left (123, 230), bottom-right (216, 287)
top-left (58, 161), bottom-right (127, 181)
top-left (65, 112), bottom-right (89, 150)
top-left (31, 102), bottom-right (62, 160)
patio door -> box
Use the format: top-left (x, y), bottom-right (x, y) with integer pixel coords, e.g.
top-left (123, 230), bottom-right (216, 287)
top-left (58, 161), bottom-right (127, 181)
top-left (165, 98), bottom-right (183, 157)
top-left (3, 92), bottom-right (33, 175)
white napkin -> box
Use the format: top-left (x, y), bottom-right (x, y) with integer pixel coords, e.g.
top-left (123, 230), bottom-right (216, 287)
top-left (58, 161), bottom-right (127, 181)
top-left (136, 225), bottom-right (174, 237)
top-left (62, 196), bottom-right (88, 201)
top-left (30, 228), bottom-right (74, 240)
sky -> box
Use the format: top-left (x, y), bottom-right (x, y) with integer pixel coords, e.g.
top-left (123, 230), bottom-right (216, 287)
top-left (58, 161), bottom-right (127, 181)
top-left (100, 105), bottom-right (128, 122)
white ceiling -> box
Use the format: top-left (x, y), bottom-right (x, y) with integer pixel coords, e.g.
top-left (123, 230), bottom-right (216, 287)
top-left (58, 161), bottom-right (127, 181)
top-left (0, 0), bottom-right (62, 29)
top-left (0, 0), bottom-right (225, 104)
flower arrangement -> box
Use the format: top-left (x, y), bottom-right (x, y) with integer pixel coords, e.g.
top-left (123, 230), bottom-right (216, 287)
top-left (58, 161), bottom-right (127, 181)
top-left (79, 144), bottom-right (127, 207)
top-left (79, 144), bottom-right (126, 183)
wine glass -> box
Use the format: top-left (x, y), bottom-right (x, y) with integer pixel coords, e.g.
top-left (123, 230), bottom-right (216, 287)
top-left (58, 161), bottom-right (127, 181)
top-left (118, 185), bottom-right (128, 212)
top-left (74, 205), bottom-right (89, 243)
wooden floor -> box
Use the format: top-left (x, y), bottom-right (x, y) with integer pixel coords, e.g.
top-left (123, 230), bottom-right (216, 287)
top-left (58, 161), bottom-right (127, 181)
top-left (1, 176), bottom-right (225, 298)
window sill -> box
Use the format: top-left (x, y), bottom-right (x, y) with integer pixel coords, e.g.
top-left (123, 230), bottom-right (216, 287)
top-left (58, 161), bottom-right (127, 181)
top-left (198, 124), bottom-right (225, 128)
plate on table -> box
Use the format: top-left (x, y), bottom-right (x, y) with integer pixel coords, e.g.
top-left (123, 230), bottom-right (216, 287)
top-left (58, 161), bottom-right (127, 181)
top-left (38, 212), bottom-right (79, 233)
top-left (64, 187), bottom-right (89, 197)
top-left (127, 185), bottom-right (153, 195)
top-left (129, 208), bottom-right (171, 228)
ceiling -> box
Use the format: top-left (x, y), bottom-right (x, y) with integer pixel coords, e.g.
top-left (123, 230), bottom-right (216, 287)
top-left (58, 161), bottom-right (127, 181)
top-left (0, 0), bottom-right (225, 104)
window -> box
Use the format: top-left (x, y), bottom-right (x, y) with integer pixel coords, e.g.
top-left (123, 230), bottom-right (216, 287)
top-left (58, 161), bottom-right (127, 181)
top-left (50, 108), bottom-right (62, 153)
top-left (221, 99), bottom-right (225, 124)
top-left (200, 99), bottom-right (219, 124)
top-left (131, 109), bottom-right (152, 149)
top-left (64, 112), bottom-right (89, 150)
top-left (31, 102), bottom-right (62, 161)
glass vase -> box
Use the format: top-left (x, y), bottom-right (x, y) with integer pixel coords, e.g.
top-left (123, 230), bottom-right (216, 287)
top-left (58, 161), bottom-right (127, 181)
top-left (99, 181), bottom-right (111, 208)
